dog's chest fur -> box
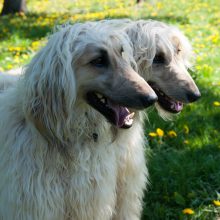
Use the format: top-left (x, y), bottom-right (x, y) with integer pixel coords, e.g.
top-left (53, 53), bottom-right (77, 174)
top-left (62, 139), bottom-right (119, 220)
top-left (1, 132), bottom-right (118, 220)
top-left (33, 124), bottom-right (119, 220)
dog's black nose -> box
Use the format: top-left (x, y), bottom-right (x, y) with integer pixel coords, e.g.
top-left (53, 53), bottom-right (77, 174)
top-left (187, 91), bottom-right (201, 102)
top-left (140, 94), bottom-right (158, 107)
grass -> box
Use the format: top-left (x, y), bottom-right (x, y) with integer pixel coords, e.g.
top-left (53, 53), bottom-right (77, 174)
top-left (0, 0), bottom-right (220, 219)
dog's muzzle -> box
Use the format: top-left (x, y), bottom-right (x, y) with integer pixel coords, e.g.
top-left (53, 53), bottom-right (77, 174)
top-left (86, 91), bottom-right (157, 129)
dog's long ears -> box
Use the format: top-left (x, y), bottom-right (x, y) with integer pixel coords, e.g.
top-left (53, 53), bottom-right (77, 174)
top-left (23, 26), bottom-right (77, 148)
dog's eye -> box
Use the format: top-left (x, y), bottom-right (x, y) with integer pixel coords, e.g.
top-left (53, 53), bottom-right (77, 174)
top-left (90, 57), bottom-right (107, 68)
top-left (120, 47), bottom-right (124, 54)
top-left (153, 54), bottom-right (165, 64)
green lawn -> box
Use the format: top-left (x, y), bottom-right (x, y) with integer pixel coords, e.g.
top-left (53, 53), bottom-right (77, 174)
top-left (0, 0), bottom-right (220, 219)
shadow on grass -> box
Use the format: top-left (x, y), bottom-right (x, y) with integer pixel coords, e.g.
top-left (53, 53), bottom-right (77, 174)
top-left (142, 83), bottom-right (220, 219)
top-left (0, 13), bottom-right (62, 40)
top-left (140, 15), bottom-right (190, 25)
top-left (142, 144), bottom-right (220, 220)
top-left (0, 11), bottom-right (190, 41)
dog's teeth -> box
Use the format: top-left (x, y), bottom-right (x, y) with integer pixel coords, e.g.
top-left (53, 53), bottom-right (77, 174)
top-left (124, 118), bottom-right (133, 126)
top-left (129, 112), bottom-right (135, 119)
top-left (170, 103), bottom-right (175, 109)
top-left (124, 112), bottom-right (135, 126)
top-left (100, 98), bottom-right (105, 103)
top-left (96, 93), bottom-right (103, 99)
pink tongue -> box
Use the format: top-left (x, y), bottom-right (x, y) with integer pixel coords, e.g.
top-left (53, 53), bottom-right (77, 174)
top-left (117, 106), bottom-right (130, 127)
top-left (174, 101), bottom-right (183, 112)
top-left (107, 100), bottom-right (130, 127)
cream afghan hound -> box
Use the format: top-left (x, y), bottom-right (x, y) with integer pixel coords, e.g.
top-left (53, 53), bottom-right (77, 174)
top-left (101, 19), bottom-right (201, 118)
top-left (0, 22), bottom-right (158, 220)
top-left (124, 20), bottom-right (201, 118)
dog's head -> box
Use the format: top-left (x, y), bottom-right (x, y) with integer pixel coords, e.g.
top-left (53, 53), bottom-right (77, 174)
top-left (23, 22), bottom-right (157, 146)
top-left (126, 20), bottom-right (201, 119)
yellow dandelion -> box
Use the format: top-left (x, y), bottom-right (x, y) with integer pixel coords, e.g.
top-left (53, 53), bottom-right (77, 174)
top-left (6, 64), bottom-right (13, 69)
top-left (22, 54), bottom-right (29, 60)
top-left (213, 130), bottom-right (218, 135)
top-left (156, 128), bottom-right (164, 137)
top-left (167, 130), bottom-right (177, 137)
top-left (195, 65), bottom-right (202, 70)
top-left (199, 44), bottom-right (205, 48)
top-left (151, 12), bottom-right (157, 17)
top-left (149, 132), bottom-right (157, 137)
top-left (182, 208), bottom-right (195, 215)
top-left (183, 125), bottom-right (189, 134)
top-left (196, 56), bottom-right (202, 62)
top-left (211, 35), bottom-right (219, 43)
top-left (14, 57), bottom-right (20, 63)
top-left (31, 41), bottom-right (41, 48)
top-left (183, 140), bottom-right (189, 145)
top-left (213, 101), bottom-right (220, 107)
top-left (210, 82), bottom-right (219, 87)
top-left (18, 11), bottom-right (25, 17)
top-left (156, 2), bottom-right (162, 9)
top-left (213, 200), bottom-right (220, 206)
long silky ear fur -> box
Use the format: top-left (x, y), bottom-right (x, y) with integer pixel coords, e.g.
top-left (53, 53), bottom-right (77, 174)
top-left (23, 25), bottom-right (80, 149)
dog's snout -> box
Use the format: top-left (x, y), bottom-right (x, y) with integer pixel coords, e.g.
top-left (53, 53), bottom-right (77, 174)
top-left (186, 91), bottom-right (201, 102)
top-left (139, 94), bottom-right (158, 108)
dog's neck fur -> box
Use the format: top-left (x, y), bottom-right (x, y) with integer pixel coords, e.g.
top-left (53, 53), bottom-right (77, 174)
top-left (29, 94), bottom-right (130, 154)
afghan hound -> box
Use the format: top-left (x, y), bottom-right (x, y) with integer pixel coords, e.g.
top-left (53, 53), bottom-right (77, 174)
top-left (124, 20), bottom-right (201, 119)
top-left (100, 19), bottom-right (200, 118)
top-left (0, 22), bottom-right (158, 220)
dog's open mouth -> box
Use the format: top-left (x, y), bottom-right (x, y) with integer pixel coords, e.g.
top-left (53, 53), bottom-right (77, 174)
top-left (149, 83), bottom-right (183, 113)
top-left (86, 92), bottom-right (135, 129)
